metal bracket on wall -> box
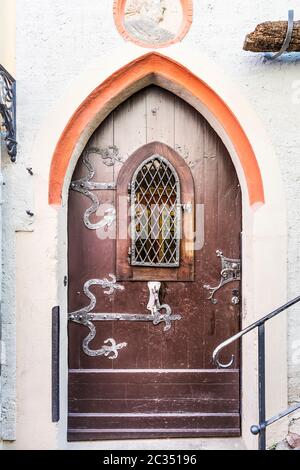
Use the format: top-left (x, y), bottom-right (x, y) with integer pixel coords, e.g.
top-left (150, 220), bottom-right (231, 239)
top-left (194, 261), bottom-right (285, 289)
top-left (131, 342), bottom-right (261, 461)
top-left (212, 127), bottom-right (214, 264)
top-left (70, 148), bottom-right (117, 230)
top-left (69, 279), bottom-right (181, 358)
top-left (0, 65), bottom-right (17, 162)
top-left (52, 307), bottom-right (60, 422)
top-left (204, 250), bottom-right (241, 304)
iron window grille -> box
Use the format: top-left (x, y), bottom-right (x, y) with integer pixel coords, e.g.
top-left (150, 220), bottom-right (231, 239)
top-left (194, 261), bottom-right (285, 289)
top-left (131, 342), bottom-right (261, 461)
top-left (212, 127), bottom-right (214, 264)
top-left (130, 154), bottom-right (181, 267)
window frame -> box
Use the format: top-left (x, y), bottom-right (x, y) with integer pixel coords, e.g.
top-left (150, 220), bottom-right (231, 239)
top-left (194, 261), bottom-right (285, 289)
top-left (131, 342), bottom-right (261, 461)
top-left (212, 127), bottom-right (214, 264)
top-left (130, 154), bottom-right (182, 268)
top-left (116, 141), bottom-right (195, 282)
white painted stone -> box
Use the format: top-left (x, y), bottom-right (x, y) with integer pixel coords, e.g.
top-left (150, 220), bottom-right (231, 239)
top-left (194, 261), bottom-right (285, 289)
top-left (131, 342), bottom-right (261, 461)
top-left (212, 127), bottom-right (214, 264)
top-left (289, 410), bottom-right (300, 435)
top-left (275, 440), bottom-right (291, 451)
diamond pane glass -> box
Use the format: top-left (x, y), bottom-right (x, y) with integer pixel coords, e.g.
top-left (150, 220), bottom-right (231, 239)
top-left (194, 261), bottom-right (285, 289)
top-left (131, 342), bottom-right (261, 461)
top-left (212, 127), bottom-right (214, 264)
top-left (131, 154), bottom-right (181, 267)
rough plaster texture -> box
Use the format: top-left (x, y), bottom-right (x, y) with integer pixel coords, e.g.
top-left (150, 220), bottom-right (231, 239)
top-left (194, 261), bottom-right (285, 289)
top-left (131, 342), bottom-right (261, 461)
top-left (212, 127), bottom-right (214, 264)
top-left (0, 0), bottom-right (16, 73)
top-left (0, 0), bottom-right (16, 444)
top-left (4, 0), bottom-right (300, 448)
top-left (1, 142), bottom-right (19, 443)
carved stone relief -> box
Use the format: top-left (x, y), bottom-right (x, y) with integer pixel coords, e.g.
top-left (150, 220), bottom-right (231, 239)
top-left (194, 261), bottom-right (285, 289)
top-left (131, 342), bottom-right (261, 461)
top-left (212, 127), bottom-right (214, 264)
top-left (114, 0), bottom-right (193, 48)
top-left (122, 0), bottom-right (184, 46)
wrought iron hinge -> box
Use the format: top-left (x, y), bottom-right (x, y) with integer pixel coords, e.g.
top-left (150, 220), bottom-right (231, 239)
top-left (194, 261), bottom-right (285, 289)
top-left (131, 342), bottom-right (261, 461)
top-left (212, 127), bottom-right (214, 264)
top-left (69, 277), bottom-right (182, 359)
top-left (0, 64), bottom-right (17, 162)
top-left (70, 148), bottom-right (116, 230)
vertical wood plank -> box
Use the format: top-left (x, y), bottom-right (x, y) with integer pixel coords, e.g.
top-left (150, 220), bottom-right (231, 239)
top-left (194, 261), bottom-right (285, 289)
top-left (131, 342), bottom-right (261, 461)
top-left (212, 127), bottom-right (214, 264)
top-left (202, 120), bottom-right (220, 367)
top-left (146, 86), bottom-right (175, 366)
top-left (113, 91), bottom-right (147, 182)
top-left (146, 86), bottom-right (175, 147)
top-left (216, 140), bottom-right (241, 362)
top-left (88, 115), bottom-right (115, 183)
top-left (174, 97), bottom-right (205, 368)
top-left (113, 88), bottom-right (148, 368)
top-left (68, 114), bottom-right (115, 371)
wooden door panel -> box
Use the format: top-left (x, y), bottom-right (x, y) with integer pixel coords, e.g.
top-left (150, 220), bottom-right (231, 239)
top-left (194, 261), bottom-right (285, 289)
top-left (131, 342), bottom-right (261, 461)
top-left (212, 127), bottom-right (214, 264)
top-left (68, 428), bottom-right (240, 441)
top-left (69, 399), bottom-right (240, 414)
top-left (68, 370), bottom-right (240, 440)
top-left (68, 86), bottom-right (242, 440)
top-left (146, 86), bottom-right (175, 145)
top-left (113, 91), bottom-right (147, 183)
top-left (68, 415), bottom-right (240, 434)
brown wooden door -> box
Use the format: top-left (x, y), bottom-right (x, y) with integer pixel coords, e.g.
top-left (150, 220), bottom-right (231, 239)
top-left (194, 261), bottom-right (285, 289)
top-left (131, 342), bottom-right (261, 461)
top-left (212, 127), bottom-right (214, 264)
top-left (68, 86), bottom-right (242, 441)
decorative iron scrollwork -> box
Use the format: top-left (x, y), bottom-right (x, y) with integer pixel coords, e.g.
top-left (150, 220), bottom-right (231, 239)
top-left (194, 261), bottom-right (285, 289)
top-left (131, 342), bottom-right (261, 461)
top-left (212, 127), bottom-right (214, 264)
top-left (0, 65), bottom-right (17, 162)
top-left (204, 250), bottom-right (241, 304)
top-left (70, 148), bottom-right (117, 230)
top-left (69, 275), bottom-right (126, 359)
top-left (71, 314), bottom-right (127, 359)
top-left (83, 327), bottom-right (127, 359)
top-left (86, 275), bottom-right (125, 296)
top-left (69, 278), bottom-right (181, 359)
top-left (98, 145), bottom-right (124, 167)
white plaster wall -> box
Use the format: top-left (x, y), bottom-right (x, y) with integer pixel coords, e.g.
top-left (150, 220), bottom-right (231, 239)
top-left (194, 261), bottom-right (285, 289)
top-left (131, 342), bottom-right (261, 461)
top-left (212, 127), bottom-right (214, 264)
top-left (0, 0), bottom-right (17, 443)
top-left (0, 0), bottom-right (16, 73)
top-left (4, 0), bottom-right (300, 449)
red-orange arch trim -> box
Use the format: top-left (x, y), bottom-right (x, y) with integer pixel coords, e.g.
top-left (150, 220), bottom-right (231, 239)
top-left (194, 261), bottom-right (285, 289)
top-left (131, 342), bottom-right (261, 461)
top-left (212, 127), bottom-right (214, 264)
top-left (49, 52), bottom-right (264, 206)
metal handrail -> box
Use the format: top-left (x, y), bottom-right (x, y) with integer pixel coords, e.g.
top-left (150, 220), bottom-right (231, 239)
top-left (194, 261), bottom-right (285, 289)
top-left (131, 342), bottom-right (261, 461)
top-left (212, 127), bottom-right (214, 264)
top-left (251, 402), bottom-right (300, 437)
top-left (212, 295), bottom-right (300, 450)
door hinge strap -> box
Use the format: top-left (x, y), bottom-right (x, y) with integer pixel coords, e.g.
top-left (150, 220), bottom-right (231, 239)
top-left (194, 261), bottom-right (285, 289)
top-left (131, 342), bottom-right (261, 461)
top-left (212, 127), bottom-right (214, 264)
top-left (69, 310), bottom-right (182, 330)
top-left (69, 279), bottom-right (181, 359)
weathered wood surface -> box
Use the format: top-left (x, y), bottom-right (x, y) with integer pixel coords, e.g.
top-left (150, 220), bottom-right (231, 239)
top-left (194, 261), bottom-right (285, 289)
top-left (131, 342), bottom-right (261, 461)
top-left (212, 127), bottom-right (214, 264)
top-left (244, 20), bottom-right (300, 52)
top-left (68, 86), bottom-right (242, 441)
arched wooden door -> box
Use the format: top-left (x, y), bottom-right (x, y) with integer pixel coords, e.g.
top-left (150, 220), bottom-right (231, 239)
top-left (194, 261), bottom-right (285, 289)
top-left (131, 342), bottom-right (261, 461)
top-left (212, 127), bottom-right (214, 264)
top-left (68, 86), bottom-right (242, 441)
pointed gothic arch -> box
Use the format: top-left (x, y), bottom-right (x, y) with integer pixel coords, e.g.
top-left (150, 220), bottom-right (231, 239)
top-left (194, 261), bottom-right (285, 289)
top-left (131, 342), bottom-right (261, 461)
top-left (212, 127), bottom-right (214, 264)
top-left (48, 52), bottom-right (264, 208)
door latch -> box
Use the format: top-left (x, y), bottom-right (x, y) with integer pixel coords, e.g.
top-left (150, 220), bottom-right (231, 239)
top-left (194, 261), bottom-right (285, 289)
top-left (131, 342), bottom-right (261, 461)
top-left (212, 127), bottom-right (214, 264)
top-left (147, 282), bottom-right (181, 329)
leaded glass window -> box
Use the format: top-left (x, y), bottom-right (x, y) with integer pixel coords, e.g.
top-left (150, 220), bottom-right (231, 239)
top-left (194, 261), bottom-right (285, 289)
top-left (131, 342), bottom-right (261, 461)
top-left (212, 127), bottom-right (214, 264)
top-left (130, 154), bottom-right (181, 267)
